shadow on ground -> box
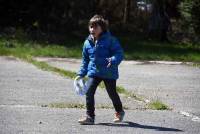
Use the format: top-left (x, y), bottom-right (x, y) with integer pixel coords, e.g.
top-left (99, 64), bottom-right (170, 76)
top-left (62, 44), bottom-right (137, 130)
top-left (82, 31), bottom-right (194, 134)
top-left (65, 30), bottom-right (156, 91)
top-left (97, 121), bottom-right (183, 132)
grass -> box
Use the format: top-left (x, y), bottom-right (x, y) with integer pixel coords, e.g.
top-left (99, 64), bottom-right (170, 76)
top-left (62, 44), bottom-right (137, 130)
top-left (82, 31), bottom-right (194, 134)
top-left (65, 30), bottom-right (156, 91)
top-left (0, 38), bottom-right (82, 58)
top-left (0, 51), bottom-right (77, 79)
top-left (147, 100), bottom-right (170, 110)
top-left (0, 36), bottom-right (200, 62)
top-left (20, 55), bottom-right (77, 79)
top-left (119, 36), bottom-right (200, 62)
top-left (47, 103), bottom-right (85, 109)
top-left (44, 102), bottom-right (129, 110)
top-left (192, 63), bottom-right (200, 67)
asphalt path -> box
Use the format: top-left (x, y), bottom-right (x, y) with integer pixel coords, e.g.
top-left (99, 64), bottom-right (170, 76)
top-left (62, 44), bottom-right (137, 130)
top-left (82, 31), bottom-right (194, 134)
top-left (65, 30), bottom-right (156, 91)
top-left (0, 56), bottom-right (200, 134)
top-left (36, 57), bottom-right (200, 116)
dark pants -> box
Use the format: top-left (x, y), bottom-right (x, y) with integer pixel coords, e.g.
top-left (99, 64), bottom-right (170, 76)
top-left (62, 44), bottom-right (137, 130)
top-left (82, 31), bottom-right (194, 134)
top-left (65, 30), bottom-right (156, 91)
top-left (86, 77), bottom-right (123, 118)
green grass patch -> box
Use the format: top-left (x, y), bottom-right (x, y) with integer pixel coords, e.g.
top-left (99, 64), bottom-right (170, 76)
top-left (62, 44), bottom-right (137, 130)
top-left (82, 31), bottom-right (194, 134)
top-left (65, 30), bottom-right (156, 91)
top-left (97, 104), bottom-right (129, 110)
top-left (44, 102), bottom-right (129, 109)
top-left (116, 86), bottom-right (127, 94)
top-left (119, 37), bottom-right (200, 62)
top-left (0, 38), bottom-right (82, 58)
top-left (192, 63), bottom-right (200, 67)
top-left (99, 82), bottom-right (106, 89)
top-left (47, 103), bottom-right (85, 109)
top-left (19, 55), bottom-right (77, 79)
top-left (1, 36), bottom-right (200, 62)
top-left (147, 100), bottom-right (169, 110)
top-left (1, 52), bottom-right (77, 79)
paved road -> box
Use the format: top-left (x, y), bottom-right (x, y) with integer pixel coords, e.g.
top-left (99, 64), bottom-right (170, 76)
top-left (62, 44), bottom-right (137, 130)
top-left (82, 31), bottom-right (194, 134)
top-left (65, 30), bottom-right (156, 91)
top-left (0, 56), bottom-right (143, 110)
top-left (0, 56), bottom-right (200, 134)
top-left (36, 57), bottom-right (200, 116)
top-left (1, 106), bottom-right (199, 134)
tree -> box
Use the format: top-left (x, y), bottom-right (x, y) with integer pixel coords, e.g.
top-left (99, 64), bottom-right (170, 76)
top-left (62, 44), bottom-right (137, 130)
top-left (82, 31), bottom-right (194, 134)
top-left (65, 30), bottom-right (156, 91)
top-left (178, 0), bottom-right (200, 41)
top-left (191, 0), bottom-right (200, 36)
top-left (123, 0), bottom-right (131, 24)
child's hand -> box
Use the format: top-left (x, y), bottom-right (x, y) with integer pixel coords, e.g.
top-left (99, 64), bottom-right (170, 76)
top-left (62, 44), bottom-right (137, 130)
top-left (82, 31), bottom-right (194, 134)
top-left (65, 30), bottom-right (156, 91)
top-left (106, 58), bottom-right (112, 68)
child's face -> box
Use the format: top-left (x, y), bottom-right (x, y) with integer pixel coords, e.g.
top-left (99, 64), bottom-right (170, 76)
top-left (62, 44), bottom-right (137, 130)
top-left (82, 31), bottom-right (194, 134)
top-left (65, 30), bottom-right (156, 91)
top-left (89, 24), bottom-right (102, 39)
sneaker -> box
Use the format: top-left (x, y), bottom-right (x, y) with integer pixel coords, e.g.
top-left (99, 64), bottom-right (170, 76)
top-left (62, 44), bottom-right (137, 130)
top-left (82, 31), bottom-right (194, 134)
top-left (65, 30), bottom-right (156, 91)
top-left (78, 116), bottom-right (95, 125)
top-left (113, 111), bottom-right (125, 123)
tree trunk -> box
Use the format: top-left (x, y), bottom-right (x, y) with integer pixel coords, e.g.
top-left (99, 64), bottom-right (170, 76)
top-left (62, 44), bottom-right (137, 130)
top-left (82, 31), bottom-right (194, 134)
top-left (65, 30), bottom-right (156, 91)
top-left (123, 0), bottom-right (131, 24)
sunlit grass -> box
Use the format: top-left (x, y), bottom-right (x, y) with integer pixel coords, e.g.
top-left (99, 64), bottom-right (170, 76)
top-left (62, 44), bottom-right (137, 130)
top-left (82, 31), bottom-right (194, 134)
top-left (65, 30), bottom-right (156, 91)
top-left (44, 102), bottom-right (129, 109)
top-left (1, 37), bottom-right (200, 62)
top-left (147, 100), bottom-right (170, 110)
top-left (0, 38), bottom-right (82, 58)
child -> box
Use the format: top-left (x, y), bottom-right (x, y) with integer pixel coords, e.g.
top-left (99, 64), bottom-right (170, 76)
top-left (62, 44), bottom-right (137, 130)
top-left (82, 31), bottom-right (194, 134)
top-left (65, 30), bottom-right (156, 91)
top-left (77, 15), bottom-right (125, 125)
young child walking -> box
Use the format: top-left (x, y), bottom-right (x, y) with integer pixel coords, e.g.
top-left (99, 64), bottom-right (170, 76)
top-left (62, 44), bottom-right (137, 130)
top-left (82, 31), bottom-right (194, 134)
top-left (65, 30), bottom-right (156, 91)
top-left (77, 15), bottom-right (125, 125)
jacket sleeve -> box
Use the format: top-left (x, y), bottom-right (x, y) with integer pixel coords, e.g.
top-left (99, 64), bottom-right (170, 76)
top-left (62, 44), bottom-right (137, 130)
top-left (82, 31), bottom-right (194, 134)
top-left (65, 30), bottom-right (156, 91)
top-left (110, 37), bottom-right (124, 66)
top-left (77, 42), bottom-right (89, 77)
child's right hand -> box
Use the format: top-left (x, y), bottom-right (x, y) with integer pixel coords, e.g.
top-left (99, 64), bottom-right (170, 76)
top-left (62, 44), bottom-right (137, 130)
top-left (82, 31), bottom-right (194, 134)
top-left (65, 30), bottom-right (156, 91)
top-left (106, 58), bottom-right (112, 68)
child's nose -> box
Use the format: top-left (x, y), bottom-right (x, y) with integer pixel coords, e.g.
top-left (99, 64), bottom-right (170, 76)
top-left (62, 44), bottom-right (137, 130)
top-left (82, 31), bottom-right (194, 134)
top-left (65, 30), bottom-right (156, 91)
top-left (91, 28), bottom-right (94, 32)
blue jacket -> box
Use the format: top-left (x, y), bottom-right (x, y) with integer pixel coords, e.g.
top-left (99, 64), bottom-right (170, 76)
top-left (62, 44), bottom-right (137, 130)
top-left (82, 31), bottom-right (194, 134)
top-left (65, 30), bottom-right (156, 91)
top-left (77, 31), bottom-right (124, 80)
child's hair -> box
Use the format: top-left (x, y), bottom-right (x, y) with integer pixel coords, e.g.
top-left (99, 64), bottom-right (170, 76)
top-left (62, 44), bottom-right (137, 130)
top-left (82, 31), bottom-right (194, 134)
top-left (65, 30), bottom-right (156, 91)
top-left (88, 15), bottom-right (109, 32)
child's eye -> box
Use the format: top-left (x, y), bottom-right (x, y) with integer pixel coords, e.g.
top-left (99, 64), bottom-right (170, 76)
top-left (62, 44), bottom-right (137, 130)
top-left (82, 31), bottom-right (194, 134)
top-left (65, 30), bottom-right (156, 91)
top-left (90, 25), bottom-right (98, 29)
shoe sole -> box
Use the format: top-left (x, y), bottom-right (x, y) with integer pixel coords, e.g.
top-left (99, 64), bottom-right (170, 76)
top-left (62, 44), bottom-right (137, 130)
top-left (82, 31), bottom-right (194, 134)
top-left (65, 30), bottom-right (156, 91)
top-left (113, 119), bottom-right (123, 123)
top-left (79, 122), bottom-right (95, 125)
